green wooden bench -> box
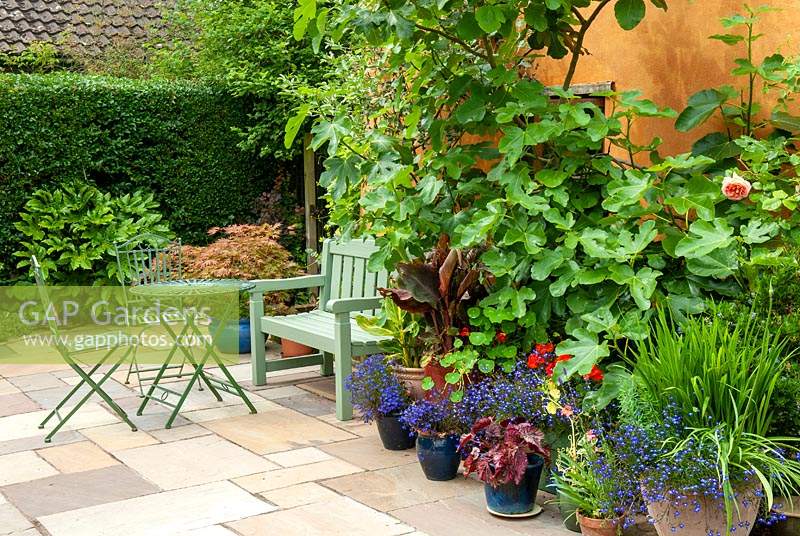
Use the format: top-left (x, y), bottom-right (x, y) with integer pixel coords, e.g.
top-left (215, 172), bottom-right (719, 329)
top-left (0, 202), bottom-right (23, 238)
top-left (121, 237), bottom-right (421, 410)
top-left (248, 238), bottom-right (391, 420)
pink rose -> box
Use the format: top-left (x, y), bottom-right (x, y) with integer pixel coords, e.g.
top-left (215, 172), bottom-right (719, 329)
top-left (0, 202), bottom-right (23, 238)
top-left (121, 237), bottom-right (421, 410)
top-left (722, 173), bottom-right (752, 201)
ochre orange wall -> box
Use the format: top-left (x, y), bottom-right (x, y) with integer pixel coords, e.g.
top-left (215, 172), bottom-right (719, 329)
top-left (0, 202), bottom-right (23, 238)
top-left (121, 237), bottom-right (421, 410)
top-left (534, 0), bottom-right (800, 157)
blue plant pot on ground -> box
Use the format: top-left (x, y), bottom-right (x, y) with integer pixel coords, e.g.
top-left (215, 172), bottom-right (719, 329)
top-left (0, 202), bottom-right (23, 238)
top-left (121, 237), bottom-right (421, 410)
top-left (376, 414), bottom-right (416, 451)
top-left (210, 317), bottom-right (251, 355)
top-left (484, 454), bottom-right (545, 517)
top-left (416, 434), bottom-right (461, 481)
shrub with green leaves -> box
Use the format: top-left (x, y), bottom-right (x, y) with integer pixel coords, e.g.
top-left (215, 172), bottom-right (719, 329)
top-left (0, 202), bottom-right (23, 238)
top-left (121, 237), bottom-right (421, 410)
top-left (0, 72), bottom-right (274, 281)
top-left (290, 1), bottom-right (800, 385)
top-left (14, 183), bottom-right (170, 285)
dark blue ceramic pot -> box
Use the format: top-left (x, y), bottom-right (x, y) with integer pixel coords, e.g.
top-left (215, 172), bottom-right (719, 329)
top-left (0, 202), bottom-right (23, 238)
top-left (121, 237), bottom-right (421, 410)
top-left (484, 454), bottom-right (545, 516)
top-left (416, 434), bottom-right (460, 481)
top-left (376, 414), bottom-right (416, 451)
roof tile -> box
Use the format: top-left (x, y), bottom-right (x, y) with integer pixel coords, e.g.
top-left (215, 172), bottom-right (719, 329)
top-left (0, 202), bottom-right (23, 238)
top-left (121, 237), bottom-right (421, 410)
top-left (0, 0), bottom-right (166, 52)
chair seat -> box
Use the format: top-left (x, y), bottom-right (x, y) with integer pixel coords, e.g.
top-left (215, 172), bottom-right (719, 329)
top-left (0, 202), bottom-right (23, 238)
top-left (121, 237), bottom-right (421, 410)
top-left (260, 310), bottom-right (390, 355)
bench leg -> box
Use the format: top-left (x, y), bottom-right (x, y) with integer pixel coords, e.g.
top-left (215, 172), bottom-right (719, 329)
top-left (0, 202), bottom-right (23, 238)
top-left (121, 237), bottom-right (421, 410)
top-left (333, 313), bottom-right (353, 421)
top-left (249, 293), bottom-right (267, 386)
top-left (320, 352), bottom-right (334, 377)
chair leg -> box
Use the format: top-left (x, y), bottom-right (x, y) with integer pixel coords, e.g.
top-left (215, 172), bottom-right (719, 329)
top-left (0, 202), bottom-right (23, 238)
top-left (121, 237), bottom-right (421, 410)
top-left (333, 314), bottom-right (353, 421)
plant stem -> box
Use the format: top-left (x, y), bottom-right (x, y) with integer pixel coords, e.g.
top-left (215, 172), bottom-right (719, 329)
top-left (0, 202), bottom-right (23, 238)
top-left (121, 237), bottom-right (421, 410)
top-left (746, 20), bottom-right (755, 136)
top-left (563, 0), bottom-right (612, 91)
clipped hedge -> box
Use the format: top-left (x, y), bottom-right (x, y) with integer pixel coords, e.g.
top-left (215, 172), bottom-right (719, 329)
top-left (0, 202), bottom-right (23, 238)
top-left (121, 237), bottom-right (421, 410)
top-left (0, 73), bottom-right (274, 280)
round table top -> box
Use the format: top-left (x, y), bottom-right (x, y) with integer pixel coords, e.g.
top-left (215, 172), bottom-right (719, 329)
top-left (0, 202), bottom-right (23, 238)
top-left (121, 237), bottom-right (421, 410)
top-left (128, 278), bottom-right (255, 297)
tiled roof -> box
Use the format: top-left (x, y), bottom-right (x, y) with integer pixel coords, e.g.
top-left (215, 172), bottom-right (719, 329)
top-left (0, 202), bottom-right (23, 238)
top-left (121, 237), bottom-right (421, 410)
top-left (0, 0), bottom-right (165, 53)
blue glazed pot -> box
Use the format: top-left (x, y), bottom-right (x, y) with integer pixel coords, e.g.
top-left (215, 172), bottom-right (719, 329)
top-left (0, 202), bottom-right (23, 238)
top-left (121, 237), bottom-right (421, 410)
top-left (376, 414), bottom-right (416, 451)
top-left (210, 317), bottom-right (251, 354)
top-left (416, 434), bottom-right (461, 481)
top-left (484, 454), bottom-right (545, 516)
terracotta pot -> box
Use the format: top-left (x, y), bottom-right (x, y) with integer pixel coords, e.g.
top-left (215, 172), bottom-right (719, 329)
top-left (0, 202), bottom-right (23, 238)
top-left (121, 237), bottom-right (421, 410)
top-left (577, 513), bottom-right (620, 536)
top-left (645, 487), bottom-right (761, 536)
top-left (423, 360), bottom-right (454, 394)
top-left (280, 338), bottom-right (314, 358)
top-left (394, 366), bottom-right (426, 400)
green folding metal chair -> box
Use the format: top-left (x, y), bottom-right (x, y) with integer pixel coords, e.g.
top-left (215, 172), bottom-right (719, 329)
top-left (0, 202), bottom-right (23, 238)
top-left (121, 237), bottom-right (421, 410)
top-left (32, 256), bottom-right (138, 442)
top-left (114, 234), bottom-right (189, 396)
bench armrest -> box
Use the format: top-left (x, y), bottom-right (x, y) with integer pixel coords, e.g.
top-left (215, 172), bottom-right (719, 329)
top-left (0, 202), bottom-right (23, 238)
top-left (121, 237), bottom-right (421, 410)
top-left (249, 275), bottom-right (326, 293)
top-left (326, 296), bottom-right (383, 314)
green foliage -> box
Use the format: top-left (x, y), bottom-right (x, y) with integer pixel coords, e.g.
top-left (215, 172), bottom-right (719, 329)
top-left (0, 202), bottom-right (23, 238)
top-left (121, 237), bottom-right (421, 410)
top-left (149, 0), bottom-right (329, 160)
top-left (629, 307), bottom-right (800, 512)
top-left (0, 72), bottom-right (274, 280)
top-left (291, 0), bottom-right (800, 382)
top-left (770, 362), bottom-right (800, 438)
top-left (14, 183), bottom-right (170, 285)
top-left (356, 299), bottom-right (425, 368)
top-left (0, 42), bottom-right (60, 73)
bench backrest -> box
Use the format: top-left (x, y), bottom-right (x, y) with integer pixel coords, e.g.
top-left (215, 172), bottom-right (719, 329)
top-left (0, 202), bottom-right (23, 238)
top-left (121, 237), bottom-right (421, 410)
top-left (319, 239), bottom-right (388, 315)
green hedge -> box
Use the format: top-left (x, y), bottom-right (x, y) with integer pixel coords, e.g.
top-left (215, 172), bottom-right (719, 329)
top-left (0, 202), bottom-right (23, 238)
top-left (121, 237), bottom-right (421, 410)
top-left (0, 73), bottom-right (275, 280)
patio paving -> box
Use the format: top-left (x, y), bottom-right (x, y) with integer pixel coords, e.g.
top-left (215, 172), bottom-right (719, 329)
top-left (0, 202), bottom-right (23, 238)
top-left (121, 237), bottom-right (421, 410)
top-left (0, 346), bottom-right (578, 536)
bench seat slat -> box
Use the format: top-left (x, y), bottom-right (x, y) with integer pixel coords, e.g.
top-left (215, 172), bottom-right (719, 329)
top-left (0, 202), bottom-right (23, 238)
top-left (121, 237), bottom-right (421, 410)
top-left (261, 311), bottom-right (388, 354)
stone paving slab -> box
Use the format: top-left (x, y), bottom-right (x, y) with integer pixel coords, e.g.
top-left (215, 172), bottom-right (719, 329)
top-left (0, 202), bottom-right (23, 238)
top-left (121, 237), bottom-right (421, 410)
top-left (264, 446), bottom-right (334, 468)
top-left (0, 430), bottom-right (85, 457)
top-left (323, 464), bottom-right (484, 512)
top-left (0, 451), bottom-right (59, 486)
top-left (1, 464), bottom-right (160, 518)
top-left (38, 481), bottom-right (276, 536)
top-left (0, 404), bottom-right (117, 443)
top-left (257, 481), bottom-right (341, 509)
top-left (273, 392), bottom-right (337, 417)
top-left (80, 422), bottom-right (159, 452)
top-left (202, 408), bottom-right (356, 454)
top-left (114, 434), bottom-right (278, 490)
top-left (391, 490), bottom-right (569, 536)
top-left (0, 394), bottom-right (39, 418)
top-left (320, 436), bottom-right (417, 471)
top-left (234, 458), bottom-right (364, 493)
top-left (226, 495), bottom-right (415, 536)
top-left (36, 440), bottom-right (118, 473)
top-left (7, 374), bottom-right (66, 393)
top-left (0, 500), bottom-right (34, 535)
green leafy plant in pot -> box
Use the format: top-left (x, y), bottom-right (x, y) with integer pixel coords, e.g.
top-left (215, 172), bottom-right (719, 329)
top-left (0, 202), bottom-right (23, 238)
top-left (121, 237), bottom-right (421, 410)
top-left (379, 235), bottom-right (488, 401)
top-left (356, 298), bottom-right (426, 398)
top-left (615, 307), bottom-right (800, 536)
top-left (554, 422), bottom-right (633, 536)
top-left (459, 417), bottom-right (550, 518)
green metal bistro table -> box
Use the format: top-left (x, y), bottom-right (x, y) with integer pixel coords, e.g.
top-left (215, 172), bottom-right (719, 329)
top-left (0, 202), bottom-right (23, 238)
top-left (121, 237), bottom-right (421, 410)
top-left (129, 279), bottom-right (257, 428)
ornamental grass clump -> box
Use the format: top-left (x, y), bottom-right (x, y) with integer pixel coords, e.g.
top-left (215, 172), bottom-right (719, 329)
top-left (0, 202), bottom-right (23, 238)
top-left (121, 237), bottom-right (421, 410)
top-left (618, 307), bottom-right (800, 533)
top-left (345, 354), bottom-right (411, 423)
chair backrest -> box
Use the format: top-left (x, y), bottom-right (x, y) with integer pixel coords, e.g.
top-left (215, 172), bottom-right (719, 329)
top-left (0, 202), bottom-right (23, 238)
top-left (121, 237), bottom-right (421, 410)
top-left (114, 233), bottom-right (182, 287)
top-left (31, 256), bottom-right (68, 352)
top-left (318, 239), bottom-right (388, 315)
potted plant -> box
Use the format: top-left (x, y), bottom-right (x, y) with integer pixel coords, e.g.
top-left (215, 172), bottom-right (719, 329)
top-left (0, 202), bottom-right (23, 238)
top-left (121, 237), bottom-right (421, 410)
top-left (553, 424), bottom-right (636, 536)
top-left (459, 416), bottom-right (550, 518)
top-left (400, 395), bottom-right (465, 481)
top-left (346, 354), bottom-right (415, 450)
top-left (181, 224), bottom-right (303, 354)
top-left (356, 298), bottom-right (426, 398)
top-left (378, 234), bottom-right (488, 396)
top-left (614, 308), bottom-right (800, 536)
